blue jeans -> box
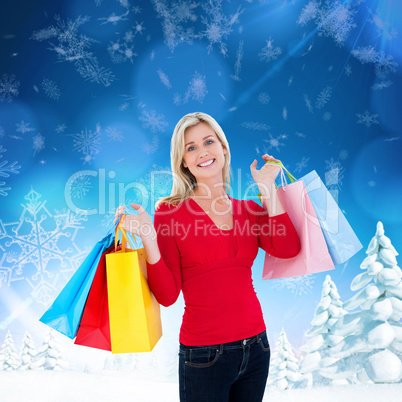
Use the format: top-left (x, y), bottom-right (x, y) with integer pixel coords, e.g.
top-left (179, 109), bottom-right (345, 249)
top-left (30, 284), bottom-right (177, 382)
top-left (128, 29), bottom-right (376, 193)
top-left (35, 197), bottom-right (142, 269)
top-left (178, 330), bottom-right (270, 401)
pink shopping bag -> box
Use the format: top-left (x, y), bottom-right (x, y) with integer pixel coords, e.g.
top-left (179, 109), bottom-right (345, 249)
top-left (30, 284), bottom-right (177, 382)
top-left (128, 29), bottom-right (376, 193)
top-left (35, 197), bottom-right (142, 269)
top-left (261, 166), bottom-right (335, 280)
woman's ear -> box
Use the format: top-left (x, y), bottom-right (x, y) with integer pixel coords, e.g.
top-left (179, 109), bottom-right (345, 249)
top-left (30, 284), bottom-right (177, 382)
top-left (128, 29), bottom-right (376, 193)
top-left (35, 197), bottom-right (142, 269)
top-left (182, 160), bottom-right (187, 168)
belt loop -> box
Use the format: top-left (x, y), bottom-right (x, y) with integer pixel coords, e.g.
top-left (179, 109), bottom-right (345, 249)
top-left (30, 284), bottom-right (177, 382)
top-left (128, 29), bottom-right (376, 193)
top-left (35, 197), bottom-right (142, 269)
top-left (219, 343), bottom-right (223, 354)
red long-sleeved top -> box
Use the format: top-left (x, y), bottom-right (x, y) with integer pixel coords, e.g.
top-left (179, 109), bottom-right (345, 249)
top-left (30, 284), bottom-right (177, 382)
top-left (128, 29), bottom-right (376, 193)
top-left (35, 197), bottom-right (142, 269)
top-left (146, 195), bottom-right (300, 346)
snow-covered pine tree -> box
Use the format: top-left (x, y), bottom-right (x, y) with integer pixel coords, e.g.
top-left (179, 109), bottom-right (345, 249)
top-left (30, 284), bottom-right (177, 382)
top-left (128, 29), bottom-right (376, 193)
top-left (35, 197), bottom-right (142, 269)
top-left (330, 222), bottom-right (402, 384)
top-left (0, 330), bottom-right (20, 370)
top-left (267, 328), bottom-right (300, 390)
top-left (34, 329), bottom-right (66, 370)
top-left (20, 331), bottom-right (37, 370)
top-left (296, 275), bottom-right (347, 388)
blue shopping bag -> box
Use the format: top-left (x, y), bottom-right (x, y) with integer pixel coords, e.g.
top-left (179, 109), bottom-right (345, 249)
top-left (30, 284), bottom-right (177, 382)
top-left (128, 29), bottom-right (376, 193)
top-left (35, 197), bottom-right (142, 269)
top-left (258, 162), bottom-right (363, 266)
top-left (300, 170), bottom-right (363, 265)
top-left (39, 221), bottom-right (118, 339)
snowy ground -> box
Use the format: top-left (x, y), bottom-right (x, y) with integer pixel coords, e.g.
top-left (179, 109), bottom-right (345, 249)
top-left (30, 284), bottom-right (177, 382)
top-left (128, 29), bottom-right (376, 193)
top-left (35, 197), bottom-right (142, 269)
top-left (2, 371), bottom-right (402, 402)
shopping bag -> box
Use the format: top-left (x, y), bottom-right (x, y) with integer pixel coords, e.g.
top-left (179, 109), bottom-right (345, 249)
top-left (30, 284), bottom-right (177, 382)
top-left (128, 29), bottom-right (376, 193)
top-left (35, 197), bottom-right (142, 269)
top-left (74, 243), bottom-right (118, 351)
top-left (39, 224), bottom-right (116, 339)
top-left (300, 170), bottom-right (363, 265)
top-left (260, 165), bottom-right (335, 279)
top-left (106, 217), bottom-right (162, 353)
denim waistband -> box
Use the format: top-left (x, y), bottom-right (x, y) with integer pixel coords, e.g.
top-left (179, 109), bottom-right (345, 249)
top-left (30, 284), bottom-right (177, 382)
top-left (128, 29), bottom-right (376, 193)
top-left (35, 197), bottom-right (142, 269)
top-left (180, 330), bottom-right (266, 353)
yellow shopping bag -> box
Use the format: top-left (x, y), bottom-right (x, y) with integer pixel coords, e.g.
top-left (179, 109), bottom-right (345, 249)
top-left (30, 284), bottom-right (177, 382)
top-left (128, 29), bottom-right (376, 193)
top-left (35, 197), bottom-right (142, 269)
top-left (105, 216), bottom-right (162, 353)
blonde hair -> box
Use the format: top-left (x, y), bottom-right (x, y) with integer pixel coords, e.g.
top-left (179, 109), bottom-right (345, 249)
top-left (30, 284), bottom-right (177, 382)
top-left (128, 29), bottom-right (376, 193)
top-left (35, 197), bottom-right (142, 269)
top-left (156, 112), bottom-right (233, 209)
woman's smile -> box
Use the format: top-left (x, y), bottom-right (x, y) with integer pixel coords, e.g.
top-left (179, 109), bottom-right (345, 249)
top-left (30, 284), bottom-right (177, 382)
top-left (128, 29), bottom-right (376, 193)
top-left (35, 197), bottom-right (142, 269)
top-left (198, 158), bottom-right (215, 168)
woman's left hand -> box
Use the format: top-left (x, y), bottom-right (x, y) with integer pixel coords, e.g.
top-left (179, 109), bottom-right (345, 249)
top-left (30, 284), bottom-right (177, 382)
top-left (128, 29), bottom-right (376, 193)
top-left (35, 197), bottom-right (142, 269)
top-left (250, 154), bottom-right (282, 185)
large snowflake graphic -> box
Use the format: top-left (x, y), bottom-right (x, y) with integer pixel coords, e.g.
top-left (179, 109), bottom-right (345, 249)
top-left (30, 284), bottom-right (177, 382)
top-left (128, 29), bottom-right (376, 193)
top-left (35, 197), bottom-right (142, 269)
top-left (139, 110), bottom-right (168, 133)
top-left (272, 275), bottom-right (315, 296)
top-left (198, 0), bottom-right (243, 56)
top-left (152, 0), bottom-right (199, 52)
top-left (258, 36), bottom-right (282, 63)
top-left (0, 74), bottom-right (20, 103)
top-left (183, 71), bottom-right (208, 103)
top-left (0, 145), bottom-right (21, 197)
top-left (263, 134), bottom-right (287, 152)
top-left (352, 46), bottom-right (398, 80)
top-left (356, 110), bottom-right (379, 128)
top-left (41, 78), bottom-right (61, 101)
top-left (31, 15), bottom-right (115, 87)
top-left (297, 0), bottom-right (357, 47)
top-left (0, 188), bottom-right (87, 305)
top-left (69, 124), bottom-right (102, 164)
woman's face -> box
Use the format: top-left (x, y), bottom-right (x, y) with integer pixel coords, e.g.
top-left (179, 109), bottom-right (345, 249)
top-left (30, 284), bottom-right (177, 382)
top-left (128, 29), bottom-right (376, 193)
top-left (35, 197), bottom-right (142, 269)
top-left (182, 122), bottom-right (227, 180)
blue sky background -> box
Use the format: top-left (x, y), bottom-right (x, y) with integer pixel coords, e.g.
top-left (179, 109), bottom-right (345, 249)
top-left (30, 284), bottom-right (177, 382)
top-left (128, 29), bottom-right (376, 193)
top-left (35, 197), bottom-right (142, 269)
top-left (0, 0), bottom-right (401, 354)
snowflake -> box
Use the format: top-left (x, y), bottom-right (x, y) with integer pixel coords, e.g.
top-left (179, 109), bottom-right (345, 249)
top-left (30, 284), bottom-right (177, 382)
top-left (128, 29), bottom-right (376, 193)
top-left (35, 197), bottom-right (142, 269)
top-left (258, 36), bottom-right (282, 63)
top-left (133, 21), bottom-right (145, 35)
top-left (108, 39), bottom-right (137, 64)
top-left (258, 92), bottom-right (271, 105)
top-left (0, 145), bottom-right (21, 196)
top-left (131, 164), bottom-right (173, 208)
top-left (371, 81), bottom-right (392, 90)
top-left (338, 149), bottom-right (348, 160)
top-left (345, 64), bottom-right (352, 76)
top-left (139, 110), bottom-right (168, 133)
top-left (273, 275), bottom-right (314, 296)
top-left (16, 121), bottom-right (35, 134)
top-left (41, 78), bottom-right (61, 100)
top-left (368, 180), bottom-right (376, 187)
top-left (230, 40), bottom-right (244, 81)
top-left (263, 134), bottom-right (287, 152)
top-left (356, 110), bottom-right (379, 128)
top-left (315, 86), bottom-right (332, 109)
top-left (282, 107), bottom-right (288, 121)
top-left (183, 71), bottom-right (208, 103)
top-left (33, 134), bottom-right (45, 155)
top-left (152, 0), bottom-right (199, 52)
top-left (352, 46), bottom-right (398, 80)
top-left (367, 7), bottom-right (398, 41)
top-left (142, 135), bottom-right (159, 154)
top-left (323, 111), bottom-right (332, 121)
top-left (75, 56), bottom-right (115, 87)
top-left (241, 122), bottom-right (271, 131)
top-left (70, 125), bottom-right (102, 164)
top-left (324, 158), bottom-right (345, 189)
top-left (0, 74), bottom-right (20, 102)
top-left (98, 10), bottom-right (129, 25)
top-left (375, 53), bottom-right (398, 80)
top-left (198, 0), bottom-right (244, 56)
top-left (0, 188), bottom-right (87, 305)
top-left (157, 68), bottom-right (172, 89)
top-left (297, 0), bottom-right (357, 47)
top-left (55, 124), bottom-right (66, 133)
top-left (173, 92), bottom-right (182, 106)
top-left (119, 102), bottom-right (129, 111)
top-left (303, 94), bottom-right (314, 113)
top-left (105, 127), bottom-right (124, 142)
top-left (31, 15), bottom-right (115, 87)
top-left (294, 156), bottom-right (310, 174)
top-left (67, 173), bottom-right (92, 199)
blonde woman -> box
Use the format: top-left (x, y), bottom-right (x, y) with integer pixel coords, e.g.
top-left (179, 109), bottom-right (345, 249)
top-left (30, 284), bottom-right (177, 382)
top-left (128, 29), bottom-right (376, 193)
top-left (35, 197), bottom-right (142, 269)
top-left (114, 112), bottom-right (300, 401)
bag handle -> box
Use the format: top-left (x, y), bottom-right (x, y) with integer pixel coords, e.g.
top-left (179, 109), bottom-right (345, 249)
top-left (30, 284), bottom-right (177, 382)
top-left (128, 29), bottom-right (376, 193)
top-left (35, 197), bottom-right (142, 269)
top-left (257, 160), bottom-right (298, 204)
top-left (115, 214), bottom-right (138, 252)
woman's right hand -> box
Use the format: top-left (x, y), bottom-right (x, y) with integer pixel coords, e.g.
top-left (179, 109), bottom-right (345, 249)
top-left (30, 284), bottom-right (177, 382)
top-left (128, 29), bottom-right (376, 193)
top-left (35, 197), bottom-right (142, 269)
top-left (113, 203), bottom-right (156, 241)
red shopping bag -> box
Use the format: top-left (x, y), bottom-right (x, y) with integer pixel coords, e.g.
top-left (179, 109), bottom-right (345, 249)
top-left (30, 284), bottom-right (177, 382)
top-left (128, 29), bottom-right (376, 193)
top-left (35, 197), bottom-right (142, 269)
top-left (261, 165), bottom-right (335, 279)
top-left (74, 243), bottom-right (119, 351)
